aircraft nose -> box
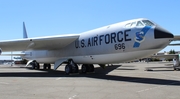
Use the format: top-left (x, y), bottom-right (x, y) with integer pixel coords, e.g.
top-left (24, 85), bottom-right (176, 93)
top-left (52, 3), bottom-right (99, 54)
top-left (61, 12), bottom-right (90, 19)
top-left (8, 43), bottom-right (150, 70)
top-left (154, 26), bottom-right (174, 39)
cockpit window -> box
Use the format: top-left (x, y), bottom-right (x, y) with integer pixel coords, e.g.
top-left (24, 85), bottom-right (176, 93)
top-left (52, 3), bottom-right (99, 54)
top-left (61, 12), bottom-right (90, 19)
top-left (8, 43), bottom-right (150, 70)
top-left (125, 23), bottom-right (132, 27)
top-left (142, 20), bottom-right (155, 26)
top-left (125, 22), bottom-right (136, 27)
top-left (125, 20), bottom-right (155, 27)
top-left (136, 21), bottom-right (144, 26)
top-left (131, 22), bottom-right (136, 27)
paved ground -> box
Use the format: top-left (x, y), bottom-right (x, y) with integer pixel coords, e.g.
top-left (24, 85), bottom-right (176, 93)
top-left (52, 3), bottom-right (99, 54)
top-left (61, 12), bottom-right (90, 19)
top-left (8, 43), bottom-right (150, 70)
top-left (0, 62), bottom-right (180, 99)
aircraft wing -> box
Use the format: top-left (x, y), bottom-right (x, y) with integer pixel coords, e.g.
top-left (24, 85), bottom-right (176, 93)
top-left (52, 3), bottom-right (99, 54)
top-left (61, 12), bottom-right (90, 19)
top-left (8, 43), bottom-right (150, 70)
top-left (168, 43), bottom-right (180, 46)
top-left (168, 35), bottom-right (180, 46)
top-left (173, 35), bottom-right (180, 41)
top-left (0, 34), bottom-right (79, 52)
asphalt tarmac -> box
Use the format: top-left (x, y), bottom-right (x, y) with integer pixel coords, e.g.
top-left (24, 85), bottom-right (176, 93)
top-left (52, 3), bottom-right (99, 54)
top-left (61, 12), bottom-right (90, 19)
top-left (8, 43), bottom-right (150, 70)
top-left (0, 62), bottom-right (180, 99)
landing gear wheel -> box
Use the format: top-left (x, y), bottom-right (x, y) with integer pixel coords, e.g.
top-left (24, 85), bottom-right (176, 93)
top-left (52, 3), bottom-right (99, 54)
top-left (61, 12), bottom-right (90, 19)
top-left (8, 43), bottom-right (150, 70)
top-left (31, 61), bottom-right (40, 70)
top-left (65, 64), bottom-right (72, 75)
top-left (32, 63), bottom-right (36, 69)
top-left (81, 64), bottom-right (94, 73)
top-left (81, 64), bottom-right (88, 73)
top-left (72, 64), bottom-right (79, 73)
top-left (64, 59), bottom-right (79, 74)
top-left (43, 64), bottom-right (51, 70)
top-left (36, 63), bottom-right (40, 70)
top-left (47, 64), bottom-right (51, 69)
top-left (43, 64), bottom-right (47, 69)
top-left (89, 64), bottom-right (94, 72)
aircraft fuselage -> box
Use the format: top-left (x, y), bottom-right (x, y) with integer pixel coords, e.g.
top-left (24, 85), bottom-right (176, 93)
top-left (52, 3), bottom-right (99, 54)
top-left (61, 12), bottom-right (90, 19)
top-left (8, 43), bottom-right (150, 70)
top-left (23, 18), bottom-right (173, 65)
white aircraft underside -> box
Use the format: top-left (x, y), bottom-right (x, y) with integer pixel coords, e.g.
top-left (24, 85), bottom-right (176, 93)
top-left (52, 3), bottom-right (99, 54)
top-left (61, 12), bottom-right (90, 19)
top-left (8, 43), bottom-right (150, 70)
top-left (0, 18), bottom-right (175, 74)
top-left (29, 49), bottom-right (162, 64)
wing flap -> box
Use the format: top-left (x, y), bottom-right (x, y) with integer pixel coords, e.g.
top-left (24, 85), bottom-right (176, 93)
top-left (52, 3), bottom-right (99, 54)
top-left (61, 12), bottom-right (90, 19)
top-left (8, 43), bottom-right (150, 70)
top-left (0, 34), bottom-right (79, 52)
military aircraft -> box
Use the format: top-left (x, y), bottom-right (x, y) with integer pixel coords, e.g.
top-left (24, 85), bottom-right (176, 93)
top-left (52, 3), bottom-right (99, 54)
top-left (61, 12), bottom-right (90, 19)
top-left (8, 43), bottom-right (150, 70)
top-left (0, 18), bottom-right (174, 74)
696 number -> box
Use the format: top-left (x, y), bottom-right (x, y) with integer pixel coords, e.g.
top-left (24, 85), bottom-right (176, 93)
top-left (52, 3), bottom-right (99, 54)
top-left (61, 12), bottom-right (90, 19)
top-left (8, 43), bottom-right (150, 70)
top-left (114, 43), bottom-right (125, 50)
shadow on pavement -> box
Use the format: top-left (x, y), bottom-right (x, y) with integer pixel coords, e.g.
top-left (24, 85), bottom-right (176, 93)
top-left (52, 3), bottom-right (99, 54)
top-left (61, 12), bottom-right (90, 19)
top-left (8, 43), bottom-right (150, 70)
top-left (0, 65), bottom-right (180, 86)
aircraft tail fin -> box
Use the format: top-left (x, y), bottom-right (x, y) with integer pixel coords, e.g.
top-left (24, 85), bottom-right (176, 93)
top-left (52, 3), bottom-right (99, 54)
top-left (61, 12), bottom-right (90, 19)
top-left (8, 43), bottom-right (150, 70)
top-left (23, 22), bottom-right (28, 38)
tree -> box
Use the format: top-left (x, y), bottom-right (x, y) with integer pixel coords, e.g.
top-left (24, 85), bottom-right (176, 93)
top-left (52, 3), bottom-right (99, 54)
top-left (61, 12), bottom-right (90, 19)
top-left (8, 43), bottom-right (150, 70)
top-left (169, 49), bottom-right (175, 54)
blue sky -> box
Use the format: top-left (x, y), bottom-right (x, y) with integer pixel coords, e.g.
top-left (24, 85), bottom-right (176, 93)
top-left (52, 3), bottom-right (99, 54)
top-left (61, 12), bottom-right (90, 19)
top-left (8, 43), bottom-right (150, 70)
top-left (0, 0), bottom-right (180, 59)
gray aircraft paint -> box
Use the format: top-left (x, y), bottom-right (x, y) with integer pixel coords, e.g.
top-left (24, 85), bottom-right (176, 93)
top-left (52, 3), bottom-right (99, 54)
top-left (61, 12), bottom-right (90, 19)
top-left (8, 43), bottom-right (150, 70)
top-left (22, 18), bottom-right (173, 66)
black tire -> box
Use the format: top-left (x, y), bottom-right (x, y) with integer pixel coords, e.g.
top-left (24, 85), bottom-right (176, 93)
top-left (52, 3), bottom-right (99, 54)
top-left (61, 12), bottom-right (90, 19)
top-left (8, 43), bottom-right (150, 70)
top-left (72, 64), bottom-right (79, 73)
top-left (43, 64), bottom-right (47, 70)
top-left (36, 63), bottom-right (40, 70)
top-left (89, 64), bottom-right (94, 72)
top-left (32, 62), bottom-right (36, 69)
top-left (65, 64), bottom-right (72, 75)
top-left (48, 64), bottom-right (51, 69)
top-left (81, 64), bottom-right (88, 73)
top-left (44, 64), bottom-right (51, 70)
top-left (31, 61), bottom-right (40, 70)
